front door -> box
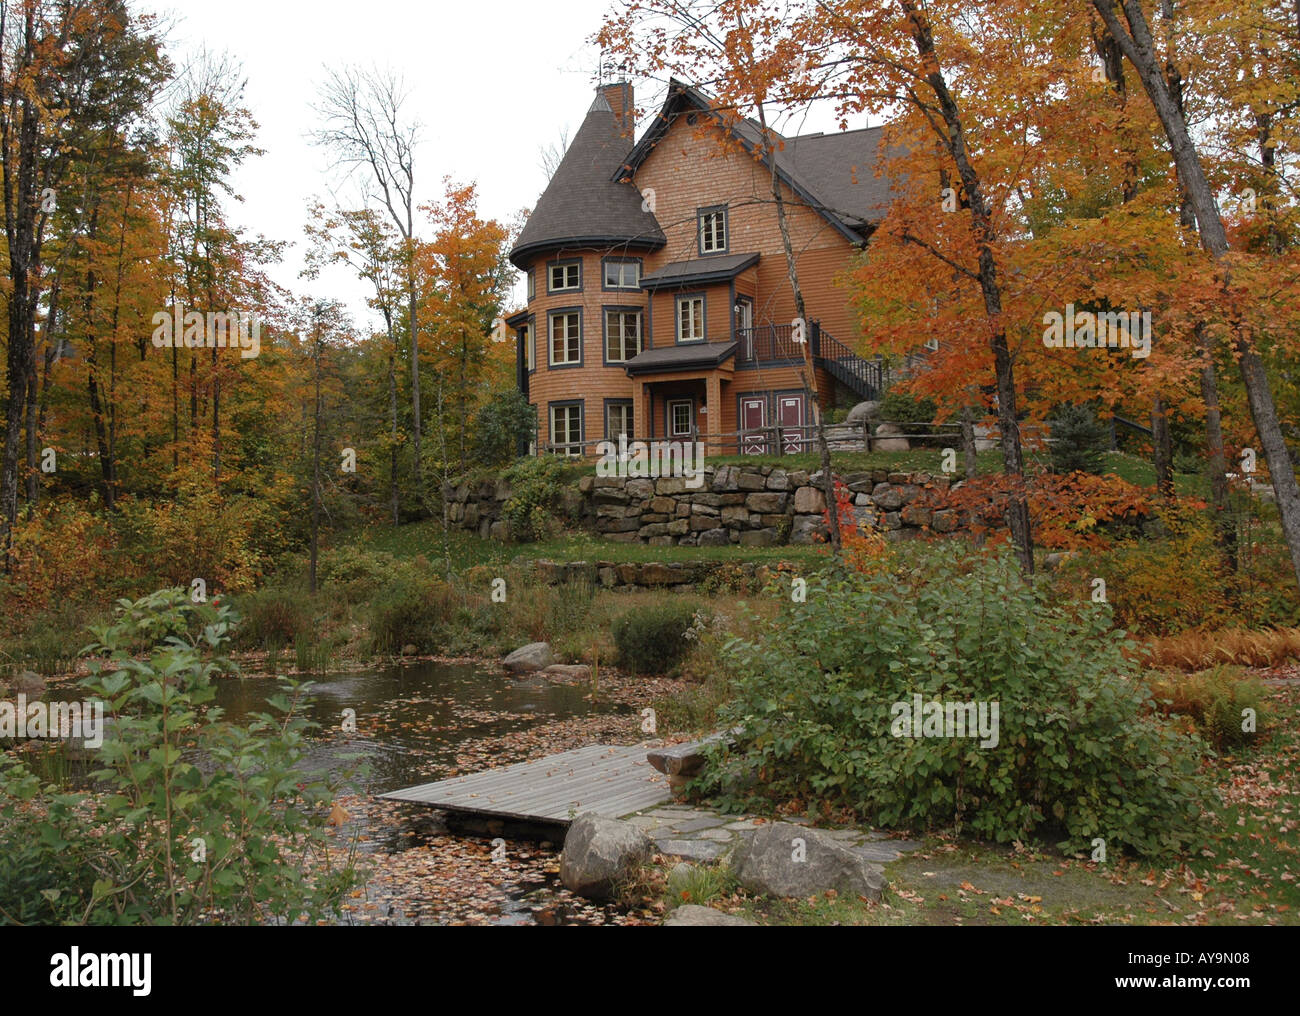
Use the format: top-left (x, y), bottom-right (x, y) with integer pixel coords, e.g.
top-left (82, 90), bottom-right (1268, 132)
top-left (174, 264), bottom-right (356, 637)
top-left (777, 394), bottom-right (805, 454)
top-left (740, 395), bottom-right (767, 455)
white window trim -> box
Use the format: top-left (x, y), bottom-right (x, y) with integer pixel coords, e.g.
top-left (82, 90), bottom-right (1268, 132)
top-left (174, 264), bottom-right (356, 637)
top-left (549, 312), bottom-right (581, 366)
top-left (548, 261), bottom-right (580, 292)
top-left (700, 209), bottom-right (727, 253)
top-left (667, 398), bottom-right (694, 437)
top-left (677, 296), bottom-right (705, 343)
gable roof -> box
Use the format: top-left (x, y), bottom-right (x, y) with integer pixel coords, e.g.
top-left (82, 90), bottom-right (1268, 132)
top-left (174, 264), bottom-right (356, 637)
top-left (509, 94), bottom-right (667, 269)
top-left (618, 80), bottom-right (891, 243)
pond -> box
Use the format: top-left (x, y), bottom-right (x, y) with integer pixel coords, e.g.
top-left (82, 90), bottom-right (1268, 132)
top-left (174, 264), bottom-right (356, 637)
top-left (29, 660), bottom-right (651, 925)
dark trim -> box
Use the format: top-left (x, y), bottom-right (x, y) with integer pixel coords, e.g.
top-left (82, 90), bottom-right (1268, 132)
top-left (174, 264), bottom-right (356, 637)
top-left (646, 291), bottom-right (654, 349)
top-left (546, 257), bottom-right (583, 295)
top-left (696, 204), bottom-right (729, 257)
top-left (547, 399), bottom-right (585, 456)
top-left (601, 305), bottom-right (644, 366)
top-left (509, 234), bottom-right (664, 270)
top-left (666, 396), bottom-right (696, 438)
top-left (600, 256), bottom-right (643, 292)
top-left (546, 306), bottom-right (584, 369)
top-left (526, 314), bottom-right (536, 374)
top-left (674, 291), bottom-right (707, 344)
top-left (526, 268), bottom-right (535, 302)
top-left (603, 397), bottom-right (635, 441)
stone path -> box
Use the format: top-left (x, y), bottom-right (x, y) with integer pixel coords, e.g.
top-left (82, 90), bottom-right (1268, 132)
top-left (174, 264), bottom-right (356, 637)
top-left (624, 804), bottom-right (922, 865)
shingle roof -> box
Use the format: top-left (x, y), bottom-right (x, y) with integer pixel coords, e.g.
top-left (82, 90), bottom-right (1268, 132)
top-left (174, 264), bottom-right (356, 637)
top-left (624, 341), bottom-right (738, 376)
top-left (621, 80), bottom-right (894, 242)
top-left (509, 96), bottom-right (667, 269)
top-left (640, 252), bottom-right (760, 290)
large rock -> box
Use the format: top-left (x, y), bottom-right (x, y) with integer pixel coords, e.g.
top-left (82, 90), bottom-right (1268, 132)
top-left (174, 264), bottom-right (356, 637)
top-left (502, 642), bottom-right (556, 674)
top-left (732, 822), bottom-right (886, 901)
top-left (873, 422), bottom-right (910, 452)
top-left (13, 670), bottom-right (45, 696)
top-left (663, 904), bottom-right (756, 927)
top-left (560, 814), bottom-right (653, 899)
top-left (845, 400), bottom-right (879, 425)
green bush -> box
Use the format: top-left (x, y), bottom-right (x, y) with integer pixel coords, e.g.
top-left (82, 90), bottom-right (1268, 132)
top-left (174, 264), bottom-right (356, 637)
top-left (0, 589), bottom-right (361, 925)
top-left (473, 387), bottom-right (538, 468)
top-left (502, 456), bottom-right (569, 542)
top-left (368, 562), bottom-right (455, 653)
top-left (1047, 403), bottom-right (1109, 475)
top-left (613, 601), bottom-right (704, 676)
top-left (317, 545), bottom-right (398, 601)
top-left (697, 546), bottom-right (1215, 858)
top-left (879, 391), bottom-right (937, 425)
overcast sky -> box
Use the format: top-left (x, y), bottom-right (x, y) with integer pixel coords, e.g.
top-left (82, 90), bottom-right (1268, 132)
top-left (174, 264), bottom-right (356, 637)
top-left (147, 0), bottom-right (850, 331)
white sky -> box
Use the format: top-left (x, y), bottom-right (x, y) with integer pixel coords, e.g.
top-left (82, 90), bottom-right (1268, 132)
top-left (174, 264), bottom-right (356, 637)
top-left (147, 0), bottom-right (850, 331)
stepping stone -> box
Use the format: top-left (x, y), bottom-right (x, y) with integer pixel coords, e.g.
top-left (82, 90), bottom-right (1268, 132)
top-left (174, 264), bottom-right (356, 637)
top-left (699, 828), bottom-right (734, 842)
top-left (653, 838), bottom-right (728, 862)
top-left (665, 816), bottom-right (728, 834)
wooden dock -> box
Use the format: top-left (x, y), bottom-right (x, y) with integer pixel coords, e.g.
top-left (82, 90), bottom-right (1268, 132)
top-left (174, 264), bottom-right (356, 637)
top-left (380, 744), bottom-right (671, 825)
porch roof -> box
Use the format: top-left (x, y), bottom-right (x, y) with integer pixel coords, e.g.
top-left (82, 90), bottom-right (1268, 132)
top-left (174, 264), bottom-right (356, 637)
top-left (624, 340), bottom-right (737, 377)
top-left (639, 252), bottom-right (759, 291)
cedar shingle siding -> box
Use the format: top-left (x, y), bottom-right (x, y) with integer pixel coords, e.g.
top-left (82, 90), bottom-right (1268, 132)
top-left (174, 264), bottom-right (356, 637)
top-left (509, 79), bottom-right (895, 455)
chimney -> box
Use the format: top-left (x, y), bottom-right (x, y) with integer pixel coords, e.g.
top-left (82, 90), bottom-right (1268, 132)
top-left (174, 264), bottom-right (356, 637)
top-left (600, 80), bottom-right (634, 135)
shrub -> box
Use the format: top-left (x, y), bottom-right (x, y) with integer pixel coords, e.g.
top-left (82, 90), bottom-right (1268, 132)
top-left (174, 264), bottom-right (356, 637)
top-left (473, 387), bottom-right (538, 468)
top-left (232, 586), bottom-right (313, 650)
top-left (317, 545), bottom-right (399, 601)
top-left (697, 545), bottom-right (1216, 858)
top-left (0, 589), bottom-right (361, 925)
top-left (879, 391), bottom-right (936, 425)
top-left (1145, 667), bottom-right (1268, 751)
top-left (502, 456), bottom-right (569, 542)
top-left (1047, 403), bottom-right (1109, 475)
top-left (368, 562), bottom-right (456, 653)
top-left (613, 601), bottom-right (704, 675)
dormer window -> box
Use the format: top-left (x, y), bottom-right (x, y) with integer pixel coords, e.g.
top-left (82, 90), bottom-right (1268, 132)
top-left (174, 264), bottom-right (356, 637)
top-left (548, 259), bottom-right (581, 293)
top-left (698, 206), bottom-right (727, 255)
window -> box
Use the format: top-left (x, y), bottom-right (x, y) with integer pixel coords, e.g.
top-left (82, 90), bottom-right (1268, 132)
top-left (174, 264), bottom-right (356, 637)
top-left (549, 310), bottom-right (582, 366)
top-left (548, 259), bottom-right (581, 293)
top-left (550, 403), bottom-right (583, 456)
top-left (523, 322), bottom-right (534, 371)
top-left (698, 206), bottom-right (727, 254)
top-left (668, 399), bottom-right (694, 437)
top-left (604, 309), bottom-right (642, 362)
top-left (603, 259), bottom-right (640, 290)
top-left (606, 401), bottom-right (634, 441)
top-left (924, 337), bottom-right (940, 352)
top-left (676, 295), bottom-right (705, 343)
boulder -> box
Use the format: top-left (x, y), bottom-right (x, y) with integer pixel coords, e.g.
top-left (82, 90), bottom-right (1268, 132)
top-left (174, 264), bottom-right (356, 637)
top-left (873, 422), bottom-right (910, 452)
top-left (871, 484), bottom-right (903, 511)
top-left (732, 822), bottom-right (885, 901)
top-left (540, 664), bottom-right (592, 682)
top-left (13, 670), bottom-right (45, 696)
top-left (663, 904), bottom-right (756, 927)
top-left (502, 642), bottom-right (556, 674)
top-left (790, 515), bottom-right (827, 544)
top-left (845, 400), bottom-right (879, 425)
top-left (737, 471), bottom-right (768, 492)
top-left (765, 469), bottom-right (790, 492)
top-left (560, 814), bottom-right (653, 899)
top-left (698, 528), bottom-right (730, 547)
top-left (745, 492), bottom-right (788, 513)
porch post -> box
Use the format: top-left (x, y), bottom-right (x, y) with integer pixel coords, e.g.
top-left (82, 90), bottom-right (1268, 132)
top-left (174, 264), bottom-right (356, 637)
top-left (704, 373), bottom-right (722, 457)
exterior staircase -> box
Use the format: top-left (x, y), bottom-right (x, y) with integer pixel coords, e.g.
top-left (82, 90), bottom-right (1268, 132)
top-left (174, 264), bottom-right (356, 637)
top-left (811, 324), bottom-right (891, 402)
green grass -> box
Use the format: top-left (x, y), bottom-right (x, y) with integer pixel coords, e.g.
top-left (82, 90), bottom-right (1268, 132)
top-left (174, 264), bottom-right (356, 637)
top-left (343, 520), bottom-right (828, 569)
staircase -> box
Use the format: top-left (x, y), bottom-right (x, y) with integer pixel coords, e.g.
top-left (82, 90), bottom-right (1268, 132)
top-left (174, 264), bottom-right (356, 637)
top-left (812, 325), bottom-right (890, 402)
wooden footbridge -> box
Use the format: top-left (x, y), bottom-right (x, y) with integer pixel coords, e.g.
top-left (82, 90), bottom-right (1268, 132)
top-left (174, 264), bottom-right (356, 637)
top-left (380, 737), bottom-right (727, 827)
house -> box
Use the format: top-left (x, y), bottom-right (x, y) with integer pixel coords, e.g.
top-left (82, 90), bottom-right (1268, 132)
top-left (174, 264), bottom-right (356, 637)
top-left (506, 78), bottom-right (895, 457)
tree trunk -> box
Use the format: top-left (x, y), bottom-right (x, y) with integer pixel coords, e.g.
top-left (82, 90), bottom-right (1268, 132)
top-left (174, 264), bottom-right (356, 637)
top-left (1093, 0), bottom-right (1300, 589)
top-left (902, 0), bottom-right (1033, 573)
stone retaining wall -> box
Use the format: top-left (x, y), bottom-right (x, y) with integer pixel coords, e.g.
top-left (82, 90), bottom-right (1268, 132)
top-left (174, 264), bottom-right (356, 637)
top-left (531, 558), bottom-right (777, 593)
top-left (444, 464), bottom-right (970, 547)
